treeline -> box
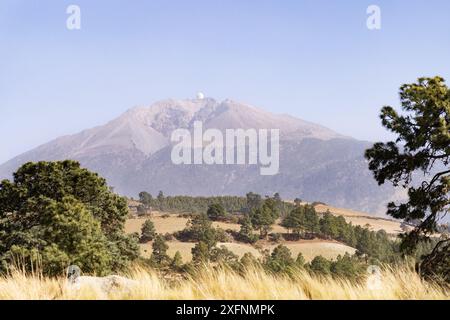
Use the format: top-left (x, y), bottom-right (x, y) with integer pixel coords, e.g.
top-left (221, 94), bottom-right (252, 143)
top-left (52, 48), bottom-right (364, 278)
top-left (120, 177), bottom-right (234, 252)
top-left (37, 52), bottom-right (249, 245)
top-left (136, 191), bottom-right (295, 217)
top-left (137, 191), bottom-right (247, 214)
top-left (137, 190), bottom-right (398, 264)
top-left (136, 190), bottom-right (437, 279)
top-left (144, 240), bottom-right (367, 281)
top-left (142, 215), bottom-right (367, 281)
top-left (281, 206), bottom-right (397, 263)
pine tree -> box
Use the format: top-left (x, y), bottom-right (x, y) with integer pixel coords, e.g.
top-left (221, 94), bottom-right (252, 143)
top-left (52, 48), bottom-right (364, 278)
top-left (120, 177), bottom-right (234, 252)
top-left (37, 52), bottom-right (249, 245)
top-left (207, 203), bottom-right (227, 221)
top-left (320, 211), bottom-right (339, 239)
top-left (250, 205), bottom-right (274, 238)
top-left (150, 235), bottom-right (170, 267)
top-left (246, 192), bottom-right (262, 212)
top-left (0, 160), bottom-right (138, 276)
top-left (309, 256), bottom-right (331, 275)
top-left (171, 251), bottom-right (183, 270)
top-left (191, 241), bottom-right (210, 263)
top-left (157, 191), bottom-right (165, 210)
top-left (303, 205), bottom-right (320, 236)
top-left (296, 253), bottom-right (306, 268)
top-left (138, 191), bottom-right (152, 209)
top-left (238, 216), bottom-right (258, 244)
top-left (140, 219), bottom-right (156, 242)
top-left (365, 76), bottom-right (450, 281)
top-left (281, 206), bottom-right (305, 237)
top-left (265, 245), bottom-right (295, 273)
top-left (184, 213), bottom-right (217, 249)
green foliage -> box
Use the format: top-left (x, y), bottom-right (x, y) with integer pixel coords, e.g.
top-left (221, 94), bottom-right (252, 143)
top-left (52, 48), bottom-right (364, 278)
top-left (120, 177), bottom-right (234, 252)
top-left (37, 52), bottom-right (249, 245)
top-left (137, 192), bottom-right (249, 215)
top-left (3, 196), bottom-right (113, 276)
top-left (309, 256), bottom-right (331, 275)
top-left (140, 219), bottom-right (156, 243)
top-left (294, 198), bottom-right (302, 206)
top-left (246, 192), bottom-right (263, 213)
top-left (303, 205), bottom-right (320, 235)
top-left (214, 227), bottom-right (230, 242)
top-left (420, 239), bottom-right (450, 283)
top-left (138, 191), bottom-right (152, 209)
top-left (250, 199), bottom-right (278, 238)
top-left (295, 253), bottom-right (305, 267)
top-left (282, 206), bottom-right (305, 236)
top-left (365, 76), bottom-right (450, 280)
top-left (269, 232), bottom-right (282, 243)
top-left (237, 216), bottom-right (259, 244)
top-left (0, 161), bottom-right (139, 276)
top-left (320, 211), bottom-right (339, 239)
top-left (265, 244), bottom-right (295, 273)
top-left (211, 246), bottom-right (239, 266)
top-left (240, 252), bottom-right (259, 268)
top-left (191, 241), bottom-right (210, 264)
top-left (157, 191), bottom-right (165, 210)
top-left (176, 213), bottom-right (217, 249)
top-left (170, 251), bottom-right (184, 271)
top-left (330, 253), bottom-right (365, 280)
top-left (282, 205), bottom-right (319, 238)
top-left (263, 197), bottom-right (281, 220)
top-left (150, 235), bottom-right (170, 267)
top-left (207, 203), bottom-right (227, 221)
top-left (260, 245), bottom-right (366, 279)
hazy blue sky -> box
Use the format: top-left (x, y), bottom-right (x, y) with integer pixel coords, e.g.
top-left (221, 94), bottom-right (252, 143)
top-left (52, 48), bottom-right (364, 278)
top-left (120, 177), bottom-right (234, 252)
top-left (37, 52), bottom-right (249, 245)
top-left (1, 0), bottom-right (450, 163)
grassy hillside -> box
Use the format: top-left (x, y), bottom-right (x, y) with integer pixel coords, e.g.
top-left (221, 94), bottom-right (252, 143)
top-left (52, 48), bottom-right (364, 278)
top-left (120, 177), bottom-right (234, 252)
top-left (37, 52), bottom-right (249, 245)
top-left (313, 204), bottom-right (405, 234)
top-left (137, 239), bottom-right (355, 262)
top-left (126, 211), bottom-right (358, 262)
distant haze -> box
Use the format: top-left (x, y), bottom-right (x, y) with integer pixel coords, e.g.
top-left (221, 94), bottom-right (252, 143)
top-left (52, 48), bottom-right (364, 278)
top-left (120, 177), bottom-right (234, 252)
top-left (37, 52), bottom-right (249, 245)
top-left (0, 98), bottom-right (405, 216)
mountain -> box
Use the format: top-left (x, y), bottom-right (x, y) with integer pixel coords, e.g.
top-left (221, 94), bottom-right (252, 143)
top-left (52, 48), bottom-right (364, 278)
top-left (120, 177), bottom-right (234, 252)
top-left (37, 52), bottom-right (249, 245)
top-left (0, 98), bottom-right (404, 215)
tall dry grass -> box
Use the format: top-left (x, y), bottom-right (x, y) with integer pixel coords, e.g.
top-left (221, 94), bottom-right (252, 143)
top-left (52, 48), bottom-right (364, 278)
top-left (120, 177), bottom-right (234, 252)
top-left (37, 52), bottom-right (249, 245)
top-left (0, 265), bottom-right (448, 300)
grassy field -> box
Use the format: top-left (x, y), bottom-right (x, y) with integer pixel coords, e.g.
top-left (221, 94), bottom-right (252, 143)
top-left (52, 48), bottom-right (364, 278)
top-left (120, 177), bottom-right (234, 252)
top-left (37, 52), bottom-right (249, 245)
top-left (0, 266), bottom-right (448, 300)
top-left (140, 241), bottom-right (260, 261)
top-left (139, 240), bottom-right (355, 262)
top-left (126, 204), bottom-right (405, 239)
top-left (127, 213), bottom-right (356, 262)
top-left (125, 213), bottom-right (287, 234)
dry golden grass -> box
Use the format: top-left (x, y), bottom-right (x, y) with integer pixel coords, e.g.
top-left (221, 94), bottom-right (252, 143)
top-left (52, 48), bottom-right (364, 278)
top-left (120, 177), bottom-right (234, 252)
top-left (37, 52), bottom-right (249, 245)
top-left (139, 241), bottom-right (261, 261)
top-left (126, 214), bottom-right (189, 235)
top-left (126, 206), bottom-right (404, 240)
top-left (314, 204), bottom-right (404, 234)
top-left (139, 239), bottom-right (357, 263)
top-left (126, 213), bottom-right (289, 235)
top-left (0, 266), bottom-right (448, 300)
top-left (139, 241), bottom-right (195, 261)
top-left (128, 213), bottom-right (356, 262)
top-left (213, 221), bottom-right (288, 233)
top-left (269, 241), bottom-right (356, 261)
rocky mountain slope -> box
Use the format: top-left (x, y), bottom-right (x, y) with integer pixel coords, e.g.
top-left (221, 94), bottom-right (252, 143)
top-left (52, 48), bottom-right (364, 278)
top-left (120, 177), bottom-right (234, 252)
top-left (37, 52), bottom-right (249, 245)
top-left (0, 98), bottom-right (403, 215)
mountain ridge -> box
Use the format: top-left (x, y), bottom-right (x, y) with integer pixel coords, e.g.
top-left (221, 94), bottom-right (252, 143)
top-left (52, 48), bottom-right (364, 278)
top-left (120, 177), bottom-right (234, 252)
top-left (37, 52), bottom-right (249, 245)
top-left (0, 98), bottom-right (402, 215)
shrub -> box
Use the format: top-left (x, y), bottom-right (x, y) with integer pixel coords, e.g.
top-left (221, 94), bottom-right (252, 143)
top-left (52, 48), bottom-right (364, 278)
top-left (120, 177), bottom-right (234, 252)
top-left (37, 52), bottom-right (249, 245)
top-left (309, 256), bottom-right (332, 275)
top-left (264, 245), bottom-right (295, 273)
top-left (207, 203), bottom-right (227, 221)
top-left (163, 233), bottom-right (174, 241)
top-left (269, 233), bottom-right (282, 243)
